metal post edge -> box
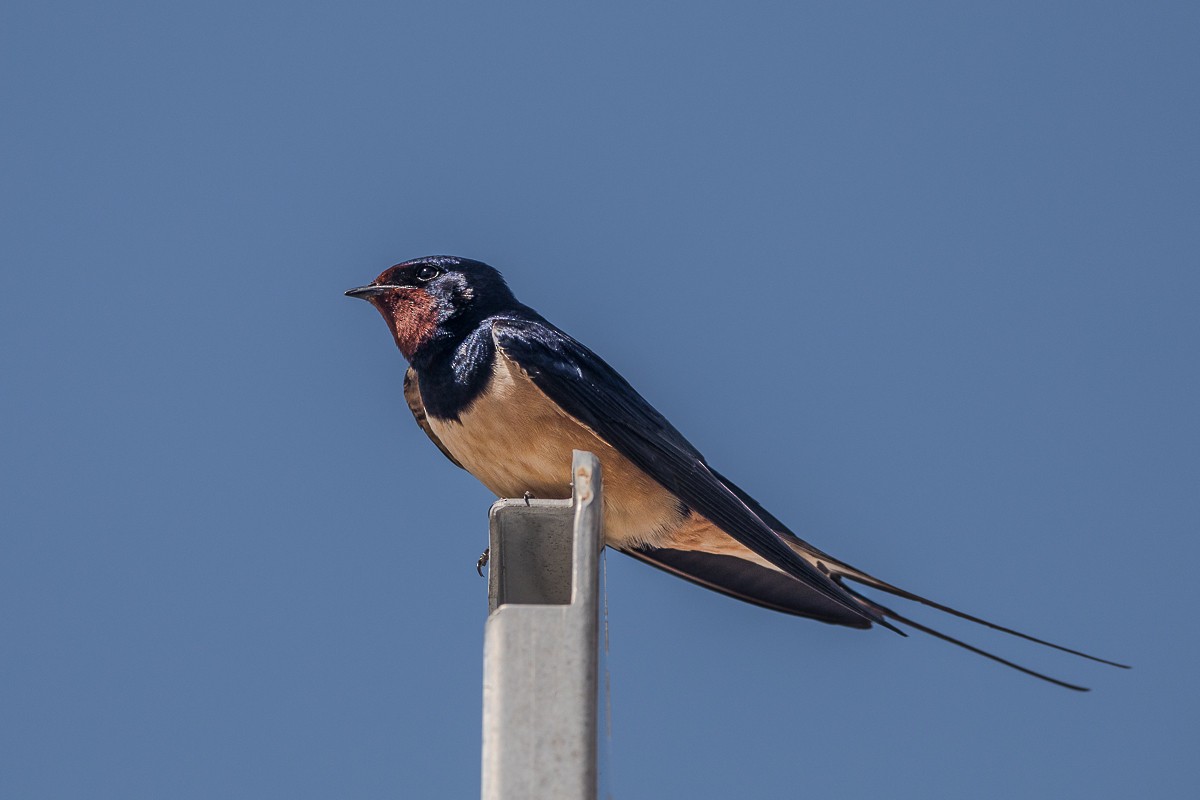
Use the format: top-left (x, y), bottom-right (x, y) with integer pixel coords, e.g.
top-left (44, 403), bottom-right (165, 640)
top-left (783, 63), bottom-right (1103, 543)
top-left (481, 451), bottom-right (603, 800)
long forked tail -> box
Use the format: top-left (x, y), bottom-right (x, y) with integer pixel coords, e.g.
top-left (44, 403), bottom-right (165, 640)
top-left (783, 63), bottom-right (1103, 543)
top-left (842, 585), bottom-right (1093, 691)
top-left (624, 538), bottom-right (1128, 690)
top-left (706, 466), bottom-right (1129, 689)
top-left (839, 566), bottom-right (1129, 668)
top-left (832, 564), bottom-right (1131, 691)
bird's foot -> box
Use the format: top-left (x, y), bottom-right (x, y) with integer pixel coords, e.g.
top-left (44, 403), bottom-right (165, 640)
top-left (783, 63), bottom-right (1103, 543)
top-left (476, 548), bottom-right (490, 577)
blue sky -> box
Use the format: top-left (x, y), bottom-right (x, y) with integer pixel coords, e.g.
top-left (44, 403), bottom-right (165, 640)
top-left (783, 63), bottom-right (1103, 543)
top-left (2, 2), bottom-right (1197, 797)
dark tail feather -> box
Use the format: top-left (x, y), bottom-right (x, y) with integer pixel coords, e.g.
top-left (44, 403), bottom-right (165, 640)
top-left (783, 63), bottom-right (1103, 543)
top-left (845, 587), bottom-right (1092, 692)
top-left (838, 572), bottom-right (1130, 669)
top-left (710, 467), bottom-right (1123, 667)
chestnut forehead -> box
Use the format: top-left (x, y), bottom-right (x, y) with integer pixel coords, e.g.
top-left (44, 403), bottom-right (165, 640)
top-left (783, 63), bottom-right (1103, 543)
top-left (374, 264), bottom-right (410, 284)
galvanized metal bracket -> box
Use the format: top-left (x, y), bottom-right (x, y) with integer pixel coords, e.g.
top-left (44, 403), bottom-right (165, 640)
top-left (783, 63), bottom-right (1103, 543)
top-left (481, 450), bottom-right (603, 800)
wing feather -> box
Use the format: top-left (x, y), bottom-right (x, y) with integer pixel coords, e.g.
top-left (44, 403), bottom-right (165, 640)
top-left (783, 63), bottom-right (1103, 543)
top-left (404, 367), bottom-right (465, 470)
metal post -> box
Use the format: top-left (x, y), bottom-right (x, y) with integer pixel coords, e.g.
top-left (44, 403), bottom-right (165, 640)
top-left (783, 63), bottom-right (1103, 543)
top-left (481, 450), bottom-right (603, 800)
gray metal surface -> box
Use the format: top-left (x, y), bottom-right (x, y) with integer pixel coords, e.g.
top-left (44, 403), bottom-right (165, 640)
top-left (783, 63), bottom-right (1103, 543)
top-left (481, 450), bottom-right (603, 800)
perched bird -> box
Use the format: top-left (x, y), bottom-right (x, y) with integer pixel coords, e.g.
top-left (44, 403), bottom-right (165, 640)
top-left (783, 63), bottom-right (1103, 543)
top-left (346, 255), bottom-right (1126, 690)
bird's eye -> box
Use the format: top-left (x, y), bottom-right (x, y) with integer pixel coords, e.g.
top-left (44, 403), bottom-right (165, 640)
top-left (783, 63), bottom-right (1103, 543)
top-left (415, 265), bottom-right (440, 282)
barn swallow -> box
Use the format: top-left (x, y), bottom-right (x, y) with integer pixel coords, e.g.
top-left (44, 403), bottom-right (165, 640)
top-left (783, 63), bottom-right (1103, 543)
top-left (346, 255), bottom-right (1127, 690)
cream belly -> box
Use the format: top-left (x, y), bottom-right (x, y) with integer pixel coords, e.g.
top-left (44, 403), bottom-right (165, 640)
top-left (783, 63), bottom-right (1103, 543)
top-left (426, 349), bottom-right (686, 549)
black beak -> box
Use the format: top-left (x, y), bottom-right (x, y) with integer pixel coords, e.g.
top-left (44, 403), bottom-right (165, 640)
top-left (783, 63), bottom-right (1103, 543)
top-left (345, 284), bottom-right (390, 299)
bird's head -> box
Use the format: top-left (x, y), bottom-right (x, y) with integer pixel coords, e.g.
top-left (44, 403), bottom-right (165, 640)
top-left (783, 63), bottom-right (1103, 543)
top-left (345, 255), bottom-right (517, 360)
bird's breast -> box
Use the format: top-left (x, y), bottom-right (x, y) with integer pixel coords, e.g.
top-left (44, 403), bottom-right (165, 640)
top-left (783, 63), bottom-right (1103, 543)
top-left (425, 350), bottom-right (686, 549)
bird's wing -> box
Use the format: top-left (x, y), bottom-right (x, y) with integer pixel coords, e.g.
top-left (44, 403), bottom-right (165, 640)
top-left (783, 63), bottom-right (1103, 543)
top-left (489, 316), bottom-right (890, 630)
top-left (489, 317), bottom-right (1127, 689)
top-left (404, 367), bottom-right (465, 470)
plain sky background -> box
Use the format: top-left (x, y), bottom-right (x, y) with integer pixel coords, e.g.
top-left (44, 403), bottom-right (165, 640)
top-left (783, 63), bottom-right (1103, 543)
top-left (2, 2), bottom-right (1198, 798)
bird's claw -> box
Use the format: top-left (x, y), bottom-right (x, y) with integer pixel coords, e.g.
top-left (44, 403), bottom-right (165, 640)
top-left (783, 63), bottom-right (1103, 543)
top-left (476, 548), bottom-right (490, 577)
